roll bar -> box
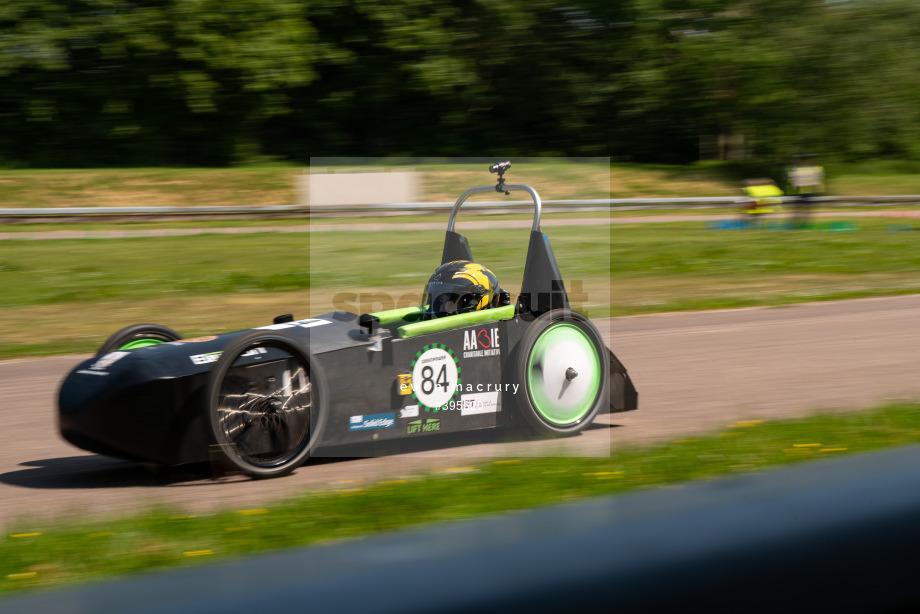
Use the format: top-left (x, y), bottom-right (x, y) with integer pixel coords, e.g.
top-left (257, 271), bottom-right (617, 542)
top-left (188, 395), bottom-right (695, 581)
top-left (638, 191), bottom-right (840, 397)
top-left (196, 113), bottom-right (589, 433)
top-left (440, 162), bottom-right (568, 315)
top-left (446, 184), bottom-right (543, 233)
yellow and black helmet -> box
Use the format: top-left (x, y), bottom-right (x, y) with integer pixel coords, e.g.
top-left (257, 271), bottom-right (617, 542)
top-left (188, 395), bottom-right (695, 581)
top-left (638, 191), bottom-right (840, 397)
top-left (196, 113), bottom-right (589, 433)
top-left (422, 260), bottom-right (502, 318)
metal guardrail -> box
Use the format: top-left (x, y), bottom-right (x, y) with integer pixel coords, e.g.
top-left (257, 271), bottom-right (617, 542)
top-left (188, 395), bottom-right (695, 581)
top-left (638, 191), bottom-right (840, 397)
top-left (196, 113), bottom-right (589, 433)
top-left (0, 196), bottom-right (919, 220)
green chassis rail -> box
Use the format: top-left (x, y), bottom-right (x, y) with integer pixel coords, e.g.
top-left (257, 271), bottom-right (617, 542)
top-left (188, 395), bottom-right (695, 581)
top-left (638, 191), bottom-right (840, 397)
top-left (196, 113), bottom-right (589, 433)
top-left (369, 305), bottom-right (517, 339)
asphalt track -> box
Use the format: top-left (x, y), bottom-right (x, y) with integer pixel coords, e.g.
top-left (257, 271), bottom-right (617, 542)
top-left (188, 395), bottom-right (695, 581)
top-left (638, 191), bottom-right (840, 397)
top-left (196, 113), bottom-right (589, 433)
top-left (1, 294), bottom-right (919, 525)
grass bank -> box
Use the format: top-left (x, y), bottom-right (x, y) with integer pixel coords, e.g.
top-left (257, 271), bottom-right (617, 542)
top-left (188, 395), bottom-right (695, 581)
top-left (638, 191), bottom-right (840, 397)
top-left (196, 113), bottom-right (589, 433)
top-left (4, 160), bottom-right (919, 210)
top-left (2, 401), bottom-right (920, 596)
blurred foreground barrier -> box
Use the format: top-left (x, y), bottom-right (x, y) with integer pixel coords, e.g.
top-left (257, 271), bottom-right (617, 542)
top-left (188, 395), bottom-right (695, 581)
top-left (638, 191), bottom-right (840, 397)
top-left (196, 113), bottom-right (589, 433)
top-left (1, 195), bottom-right (920, 220)
top-left (7, 444), bottom-right (920, 613)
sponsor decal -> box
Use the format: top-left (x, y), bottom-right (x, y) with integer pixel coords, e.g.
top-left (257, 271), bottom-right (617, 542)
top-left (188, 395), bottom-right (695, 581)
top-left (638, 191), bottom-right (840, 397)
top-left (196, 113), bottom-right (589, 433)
top-left (462, 327), bottom-right (500, 359)
top-left (257, 318), bottom-right (331, 331)
top-left (410, 344), bottom-right (461, 412)
top-left (406, 418), bottom-right (441, 434)
top-left (92, 351), bottom-right (129, 371)
top-left (437, 385), bottom-right (518, 410)
top-left (459, 391), bottom-right (501, 416)
top-left (399, 405), bottom-right (419, 419)
top-left (349, 413), bottom-right (396, 431)
top-left (77, 351), bottom-right (129, 376)
top-left (189, 347), bottom-right (267, 366)
top-left (190, 351), bottom-right (221, 366)
top-left (167, 335), bottom-right (218, 346)
top-left (397, 373), bottom-right (413, 396)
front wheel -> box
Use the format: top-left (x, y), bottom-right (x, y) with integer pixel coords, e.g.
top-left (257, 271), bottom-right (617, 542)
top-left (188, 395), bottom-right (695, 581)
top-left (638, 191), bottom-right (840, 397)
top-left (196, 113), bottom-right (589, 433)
top-left (97, 323), bottom-right (182, 355)
top-left (514, 310), bottom-right (609, 436)
top-left (206, 330), bottom-right (327, 478)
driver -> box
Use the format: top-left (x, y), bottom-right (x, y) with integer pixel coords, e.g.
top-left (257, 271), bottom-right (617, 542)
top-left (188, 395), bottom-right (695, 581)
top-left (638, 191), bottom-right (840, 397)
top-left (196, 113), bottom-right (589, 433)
top-left (422, 260), bottom-right (510, 318)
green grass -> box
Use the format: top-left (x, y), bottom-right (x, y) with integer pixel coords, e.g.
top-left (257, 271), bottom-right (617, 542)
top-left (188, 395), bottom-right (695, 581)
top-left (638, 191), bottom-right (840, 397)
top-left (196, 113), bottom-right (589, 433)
top-left (1, 219), bottom-right (919, 358)
top-left (0, 166), bottom-right (302, 209)
top-left (2, 401), bottom-right (920, 596)
top-left (0, 161), bottom-right (740, 209)
top-left (3, 220), bottom-right (919, 308)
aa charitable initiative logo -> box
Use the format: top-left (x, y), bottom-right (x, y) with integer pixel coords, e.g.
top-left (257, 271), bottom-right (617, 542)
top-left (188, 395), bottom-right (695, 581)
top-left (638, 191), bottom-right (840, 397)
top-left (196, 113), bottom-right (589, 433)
top-left (463, 327), bottom-right (500, 359)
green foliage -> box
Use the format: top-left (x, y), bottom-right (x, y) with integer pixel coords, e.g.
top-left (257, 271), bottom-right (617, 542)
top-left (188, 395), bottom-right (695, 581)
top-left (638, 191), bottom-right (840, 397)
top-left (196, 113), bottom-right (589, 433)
top-left (1, 0), bottom-right (920, 165)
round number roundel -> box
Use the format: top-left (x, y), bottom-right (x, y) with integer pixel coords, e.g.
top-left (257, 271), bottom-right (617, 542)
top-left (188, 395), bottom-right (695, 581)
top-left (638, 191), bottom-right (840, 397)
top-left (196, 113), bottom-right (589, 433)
top-left (411, 344), bottom-right (460, 412)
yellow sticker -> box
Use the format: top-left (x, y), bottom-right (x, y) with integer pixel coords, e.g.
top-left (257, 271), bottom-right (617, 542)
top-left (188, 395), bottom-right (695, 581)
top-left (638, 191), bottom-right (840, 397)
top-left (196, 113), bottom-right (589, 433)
top-left (397, 373), bottom-right (413, 395)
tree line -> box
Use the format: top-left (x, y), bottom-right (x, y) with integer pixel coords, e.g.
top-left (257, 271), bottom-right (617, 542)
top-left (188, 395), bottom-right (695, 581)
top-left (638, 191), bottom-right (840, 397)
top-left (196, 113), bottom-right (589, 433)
top-left (1, 0), bottom-right (918, 167)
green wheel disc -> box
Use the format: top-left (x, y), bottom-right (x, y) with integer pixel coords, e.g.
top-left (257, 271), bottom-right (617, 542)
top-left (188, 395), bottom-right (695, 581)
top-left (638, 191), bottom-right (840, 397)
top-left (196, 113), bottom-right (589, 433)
top-left (526, 323), bottom-right (601, 426)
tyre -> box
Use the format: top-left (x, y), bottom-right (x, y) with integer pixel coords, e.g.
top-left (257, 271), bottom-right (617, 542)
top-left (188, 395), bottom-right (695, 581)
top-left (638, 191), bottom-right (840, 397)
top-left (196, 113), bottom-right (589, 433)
top-left (206, 330), bottom-right (327, 478)
top-left (97, 323), bottom-right (183, 356)
top-left (514, 309), bottom-right (609, 436)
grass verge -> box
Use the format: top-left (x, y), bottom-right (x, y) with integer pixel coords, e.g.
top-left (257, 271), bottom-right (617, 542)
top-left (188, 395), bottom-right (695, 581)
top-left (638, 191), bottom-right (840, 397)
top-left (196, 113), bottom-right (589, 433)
top-left (0, 161), bottom-right (725, 209)
top-left (1, 219), bottom-right (919, 359)
top-left (2, 401), bottom-right (920, 596)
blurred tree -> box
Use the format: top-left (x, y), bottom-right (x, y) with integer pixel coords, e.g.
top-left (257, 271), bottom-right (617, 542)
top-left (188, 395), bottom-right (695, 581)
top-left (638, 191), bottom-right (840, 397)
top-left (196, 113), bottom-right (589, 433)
top-left (1, 0), bottom-right (919, 166)
top-left (0, 0), bottom-right (316, 165)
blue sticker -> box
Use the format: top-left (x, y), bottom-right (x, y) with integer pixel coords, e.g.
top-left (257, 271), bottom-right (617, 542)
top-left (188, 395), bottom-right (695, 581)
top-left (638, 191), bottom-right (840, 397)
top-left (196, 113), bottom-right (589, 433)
top-left (348, 412), bottom-right (396, 431)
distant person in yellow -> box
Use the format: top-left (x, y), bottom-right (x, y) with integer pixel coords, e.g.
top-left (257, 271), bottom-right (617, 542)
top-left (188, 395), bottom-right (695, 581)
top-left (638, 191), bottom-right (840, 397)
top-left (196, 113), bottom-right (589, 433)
top-left (785, 155), bottom-right (826, 228)
top-left (740, 178), bottom-right (783, 225)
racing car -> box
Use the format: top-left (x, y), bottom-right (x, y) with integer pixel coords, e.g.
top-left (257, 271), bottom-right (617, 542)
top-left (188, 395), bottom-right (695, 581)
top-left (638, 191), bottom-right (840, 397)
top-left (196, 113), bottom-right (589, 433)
top-left (58, 162), bottom-right (638, 478)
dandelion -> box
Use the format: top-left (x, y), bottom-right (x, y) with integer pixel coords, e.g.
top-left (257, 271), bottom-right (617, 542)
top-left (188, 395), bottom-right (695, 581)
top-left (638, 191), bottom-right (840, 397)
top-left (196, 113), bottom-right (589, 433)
top-left (433, 467), bottom-right (476, 473)
top-left (6, 572), bottom-right (37, 580)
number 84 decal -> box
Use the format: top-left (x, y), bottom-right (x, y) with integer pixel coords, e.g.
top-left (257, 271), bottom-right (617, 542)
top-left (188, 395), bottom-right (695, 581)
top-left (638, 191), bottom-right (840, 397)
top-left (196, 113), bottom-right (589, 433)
top-left (410, 344), bottom-right (461, 412)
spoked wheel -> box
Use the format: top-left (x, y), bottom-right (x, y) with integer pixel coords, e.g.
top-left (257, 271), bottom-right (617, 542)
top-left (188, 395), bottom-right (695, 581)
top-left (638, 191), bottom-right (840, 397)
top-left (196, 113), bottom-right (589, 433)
top-left (206, 331), bottom-right (326, 478)
top-left (515, 309), bottom-right (609, 436)
top-left (97, 323), bottom-right (183, 355)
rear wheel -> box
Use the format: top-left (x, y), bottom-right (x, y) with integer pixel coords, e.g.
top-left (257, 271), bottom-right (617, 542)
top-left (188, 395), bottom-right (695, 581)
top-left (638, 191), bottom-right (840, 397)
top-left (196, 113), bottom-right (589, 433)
top-left (97, 323), bottom-right (182, 355)
top-left (515, 310), bottom-right (608, 436)
top-left (206, 331), bottom-right (326, 478)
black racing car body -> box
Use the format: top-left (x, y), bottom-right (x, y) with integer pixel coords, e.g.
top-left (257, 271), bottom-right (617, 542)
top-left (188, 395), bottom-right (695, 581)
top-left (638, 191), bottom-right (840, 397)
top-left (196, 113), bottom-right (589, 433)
top-left (59, 310), bottom-right (636, 465)
top-left (58, 163), bottom-right (638, 478)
